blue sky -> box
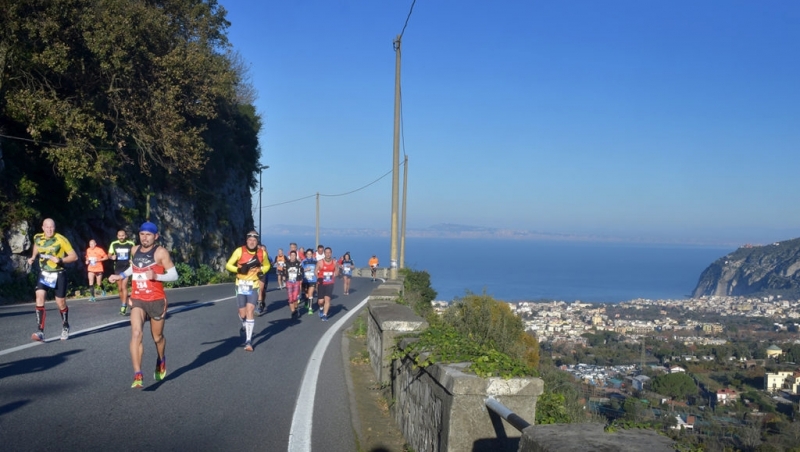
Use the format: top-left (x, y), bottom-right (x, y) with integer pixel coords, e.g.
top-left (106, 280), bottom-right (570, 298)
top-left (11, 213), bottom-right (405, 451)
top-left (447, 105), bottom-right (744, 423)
top-left (222, 0), bottom-right (800, 245)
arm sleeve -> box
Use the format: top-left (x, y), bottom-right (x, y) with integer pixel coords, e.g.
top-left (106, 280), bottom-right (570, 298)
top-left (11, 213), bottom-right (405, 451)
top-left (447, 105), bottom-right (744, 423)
top-left (156, 266), bottom-right (178, 282)
top-left (261, 256), bottom-right (271, 274)
top-left (225, 249), bottom-right (242, 273)
top-left (119, 266), bottom-right (133, 278)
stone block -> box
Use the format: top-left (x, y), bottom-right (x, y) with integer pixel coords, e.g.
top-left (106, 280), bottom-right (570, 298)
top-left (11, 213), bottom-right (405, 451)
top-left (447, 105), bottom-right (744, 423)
top-left (518, 423), bottom-right (675, 452)
top-left (367, 299), bottom-right (427, 384)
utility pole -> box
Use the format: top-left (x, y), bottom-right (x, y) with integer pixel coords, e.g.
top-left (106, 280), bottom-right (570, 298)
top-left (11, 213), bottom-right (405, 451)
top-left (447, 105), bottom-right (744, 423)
top-left (400, 155), bottom-right (408, 269)
top-left (315, 192), bottom-right (320, 248)
top-left (390, 34), bottom-right (402, 280)
top-left (258, 165), bottom-right (269, 238)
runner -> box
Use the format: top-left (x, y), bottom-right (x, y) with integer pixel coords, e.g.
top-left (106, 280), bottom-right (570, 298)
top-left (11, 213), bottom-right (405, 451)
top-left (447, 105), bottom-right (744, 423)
top-left (369, 255), bottom-right (379, 281)
top-left (314, 244), bottom-right (325, 262)
top-left (257, 243), bottom-right (270, 314)
top-left (225, 231), bottom-right (271, 351)
top-left (339, 251), bottom-right (354, 296)
top-left (85, 239), bottom-right (108, 302)
top-left (284, 250), bottom-right (304, 320)
top-left (315, 247), bottom-right (338, 321)
top-left (109, 221), bottom-right (178, 388)
top-left (27, 218), bottom-right (79, 341)
top-left (274, 248), bottom-right (287, 290)
top-left (301, 249), bottom-right (318, 315)
top-left (108, 230), bottom-right (136, 315)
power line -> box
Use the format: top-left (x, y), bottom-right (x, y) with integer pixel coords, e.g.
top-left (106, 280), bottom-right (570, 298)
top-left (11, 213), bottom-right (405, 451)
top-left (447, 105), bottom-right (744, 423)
top-left (260, 161), bottom-right (405, 209)
top-left (399, 0), bottom-right (417, 41)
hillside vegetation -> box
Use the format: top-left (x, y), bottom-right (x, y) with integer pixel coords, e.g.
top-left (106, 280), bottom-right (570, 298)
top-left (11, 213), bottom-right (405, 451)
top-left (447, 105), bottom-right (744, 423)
top-left (0, 0), bottom-right (262, 294)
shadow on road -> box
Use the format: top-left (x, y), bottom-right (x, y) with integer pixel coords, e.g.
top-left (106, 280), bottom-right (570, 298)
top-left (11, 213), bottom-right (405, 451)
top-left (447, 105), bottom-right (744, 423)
top-left (0, 349), bottom-right (83, 379)
top-left (253, 317), bottom-right (296, 348)
top-left (0, 400), bottom-right (31, 418)
top-left (327, 304), bottom-right (349, 320)
top-left (143, 336), bottom-right (241, 392)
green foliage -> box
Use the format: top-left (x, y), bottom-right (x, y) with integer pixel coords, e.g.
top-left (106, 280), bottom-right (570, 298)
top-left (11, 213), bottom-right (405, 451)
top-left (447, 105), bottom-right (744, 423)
top-left (393, 321), bottom-right (537, 379)
top-left (536, 392), bottom-right (571, 424)
top-left (166, 263), bottom-right (231, 288)
top-left (0, 0), bottom-right (262, 262)
top-left (651, 372), bottom-right (698, 399)
top-left (399, 268), bottom-right (437, 317)
top-left (444, 293), bottom-right (539, 368)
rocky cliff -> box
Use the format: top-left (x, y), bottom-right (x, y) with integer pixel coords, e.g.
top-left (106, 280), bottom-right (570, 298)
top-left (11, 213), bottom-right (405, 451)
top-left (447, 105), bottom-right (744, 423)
top-left (692, 238), bottom-right (800, 298)
top-left (0, 167), bottom-right (254, 289)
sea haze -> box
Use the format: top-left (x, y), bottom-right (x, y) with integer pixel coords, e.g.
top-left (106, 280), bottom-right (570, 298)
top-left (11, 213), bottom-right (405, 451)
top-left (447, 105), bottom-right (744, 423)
top-left (260, 235), bottom-right (733, 303)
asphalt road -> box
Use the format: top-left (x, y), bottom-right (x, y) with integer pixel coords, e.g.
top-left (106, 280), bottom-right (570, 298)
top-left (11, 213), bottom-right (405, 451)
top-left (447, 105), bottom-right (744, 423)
top-left (0, 275), bottom-right (378, 452)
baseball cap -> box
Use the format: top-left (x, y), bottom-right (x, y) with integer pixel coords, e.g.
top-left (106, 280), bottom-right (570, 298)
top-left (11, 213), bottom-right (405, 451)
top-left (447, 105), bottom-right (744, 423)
top-left (140, 221), bottom-right (158, 234)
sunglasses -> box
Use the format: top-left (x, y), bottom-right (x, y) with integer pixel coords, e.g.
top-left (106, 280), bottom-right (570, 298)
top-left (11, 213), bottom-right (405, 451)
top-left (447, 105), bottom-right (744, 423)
top-left (247, 233), bottom-right (259, 238)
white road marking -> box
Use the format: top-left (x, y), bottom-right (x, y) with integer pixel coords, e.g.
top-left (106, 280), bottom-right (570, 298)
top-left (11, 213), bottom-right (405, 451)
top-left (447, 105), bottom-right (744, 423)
top-left (0, 296), bottom-right (235, 357)
top-left (288, 296), bottom-right (371, 452)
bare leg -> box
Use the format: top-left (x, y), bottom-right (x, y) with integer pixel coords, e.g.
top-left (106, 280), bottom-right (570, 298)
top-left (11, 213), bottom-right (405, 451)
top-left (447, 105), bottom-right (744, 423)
top-left (150, 318), bottom-right (166, 361)
top-left (130, 308), bottom-right (146, 373)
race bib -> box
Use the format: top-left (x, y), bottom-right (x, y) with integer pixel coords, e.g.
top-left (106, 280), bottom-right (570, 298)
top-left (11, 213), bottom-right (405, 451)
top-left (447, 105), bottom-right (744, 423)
top-left (343, 264), bottom-right (352, 276)
top-left (304, 269), bottom-right (315, 281)
top-left (117, 249), bottom-right (130, 260)
top-left (288, 268), bottom-right (299, 279)
top-left (89, 257), bottom-right (97, 265)
top-left (237, 280), bottom-right (254, 295)
top-left (132, 272), bottom-right (149, 290)
top-left (323, 271), bottom-right (334, 282)
top-left (39, 271), bottom-right (58, 289)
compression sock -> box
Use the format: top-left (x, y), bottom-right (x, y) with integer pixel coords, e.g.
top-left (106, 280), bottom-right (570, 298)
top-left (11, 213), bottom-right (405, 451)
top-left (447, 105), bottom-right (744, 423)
top-left (60, 307), bottom-right (69, 326)
top-left (245, 319), bottom-right (254, 342)
top-left (35, 306), bottom-right (45, 331)
top-left (90, 286), bottom-right (95, 297)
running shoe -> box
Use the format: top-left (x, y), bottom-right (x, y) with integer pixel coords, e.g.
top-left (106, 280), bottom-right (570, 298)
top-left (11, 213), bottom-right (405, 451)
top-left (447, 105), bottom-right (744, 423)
top-left (321, 314), bottom-right (328, 322)
top-left (90, 296), bottom-right (96, 302)
top-left (32, 331), bottom-right (44, 342)
top-left (131, 372), bottom-right (143, 389)
top-left (101, 290), bottom-right (106, 296)
top-left (307, 305), bottom-right (313, 315)
top-left (120, 305), bottom-right (127, 316)
top-left (61, 326), bottom-right (69, 341)
top-left (244, 341), bottom-right (253, 352)
top-left (154, 358), bottom-right (166, 381)
top-left (319, 309), bottom-right (324, 319)
top-left (258, 302), bottom-right (266, 314)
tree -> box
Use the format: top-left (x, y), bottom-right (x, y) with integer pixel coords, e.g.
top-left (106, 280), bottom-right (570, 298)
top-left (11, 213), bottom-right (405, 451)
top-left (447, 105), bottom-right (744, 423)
top-left (651, 373), bottom-right (698, 400)
top-left (0, 0), bottom-right (259, 225)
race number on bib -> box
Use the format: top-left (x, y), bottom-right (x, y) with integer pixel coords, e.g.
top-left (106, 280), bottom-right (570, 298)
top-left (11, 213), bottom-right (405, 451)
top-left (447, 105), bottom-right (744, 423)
top-left (323, 271), bottom-right (334, 282)
top-left (117, 249), bottom-right (129, 260)
top-left (343, 264), bottom-right (352, 276)
top-left (39, 271), bottom-right (58, 289)
top-left (237, 280), bottom-right (254, 295)
top-left (288, 268), bottom-right (299, 279)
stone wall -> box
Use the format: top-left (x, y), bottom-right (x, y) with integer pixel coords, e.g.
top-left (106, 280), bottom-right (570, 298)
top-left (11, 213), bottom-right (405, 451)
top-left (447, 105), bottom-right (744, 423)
top-left (392, 342), bottom-right (543, 452)
top-left (366, 292), bottom-right (544, 452)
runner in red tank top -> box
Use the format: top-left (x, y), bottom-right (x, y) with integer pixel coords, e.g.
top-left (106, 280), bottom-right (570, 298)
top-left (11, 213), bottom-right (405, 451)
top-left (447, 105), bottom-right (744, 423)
top-left (109, 221), bottom-right (177, 389)
top-left (315, 247), bottom-right (338, 322)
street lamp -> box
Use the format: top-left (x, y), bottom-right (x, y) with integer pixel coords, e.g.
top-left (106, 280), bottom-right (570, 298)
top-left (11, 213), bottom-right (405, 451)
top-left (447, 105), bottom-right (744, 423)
top-left (258, 165), bottom-right (269, 237)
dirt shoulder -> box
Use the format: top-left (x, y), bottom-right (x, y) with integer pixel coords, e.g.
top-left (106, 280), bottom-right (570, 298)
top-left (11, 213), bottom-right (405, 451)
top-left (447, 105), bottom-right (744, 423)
top-left (343, 311), bottom-right (410, 452)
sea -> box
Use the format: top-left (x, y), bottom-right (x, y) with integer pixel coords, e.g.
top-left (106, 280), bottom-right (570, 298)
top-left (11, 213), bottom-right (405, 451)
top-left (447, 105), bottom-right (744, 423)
top-left (260, 235), bottom-right (733, 304)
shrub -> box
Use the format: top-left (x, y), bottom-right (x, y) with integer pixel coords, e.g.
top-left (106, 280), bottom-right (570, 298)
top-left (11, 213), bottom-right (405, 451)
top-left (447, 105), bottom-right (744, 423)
top-left (444, 292), bottom-right (539, 368)
top-left (400, 268), bottom-right (437, 317)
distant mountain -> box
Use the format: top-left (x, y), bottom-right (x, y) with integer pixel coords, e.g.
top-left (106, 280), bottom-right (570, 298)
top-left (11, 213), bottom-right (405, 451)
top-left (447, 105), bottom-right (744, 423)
top-left (266, 223), bottom-right (612, 241)
top-left (692, 238), bottom-right (800, 298)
